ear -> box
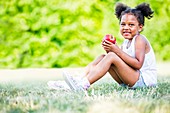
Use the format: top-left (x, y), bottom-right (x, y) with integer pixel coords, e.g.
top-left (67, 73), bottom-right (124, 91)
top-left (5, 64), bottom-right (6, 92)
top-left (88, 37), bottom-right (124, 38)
top-left (138, 24), bottom-right (143, 32)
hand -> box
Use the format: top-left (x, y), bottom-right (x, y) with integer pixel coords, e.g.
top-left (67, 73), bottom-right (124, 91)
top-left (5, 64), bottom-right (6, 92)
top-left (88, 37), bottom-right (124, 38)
top-left (102, 39), bottom-right (119, 53)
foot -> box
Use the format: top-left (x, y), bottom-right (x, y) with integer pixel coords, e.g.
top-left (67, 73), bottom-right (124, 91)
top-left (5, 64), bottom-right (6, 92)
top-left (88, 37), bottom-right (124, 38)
top-left (62, 71), bottom-right (90, 92)
top-left (47, 80), bottom-right (70, 90)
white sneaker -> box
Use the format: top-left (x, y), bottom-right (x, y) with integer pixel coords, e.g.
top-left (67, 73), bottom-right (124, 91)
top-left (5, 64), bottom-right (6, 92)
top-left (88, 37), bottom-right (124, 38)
top-left (62, 71), bottom-right (90, 92)
top-left (47, 80), bottom-right (70, 90)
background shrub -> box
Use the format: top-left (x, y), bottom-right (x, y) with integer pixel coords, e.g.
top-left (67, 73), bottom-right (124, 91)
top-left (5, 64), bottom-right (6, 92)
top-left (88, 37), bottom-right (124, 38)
top-left (0, 0), bottom-right (169, 68)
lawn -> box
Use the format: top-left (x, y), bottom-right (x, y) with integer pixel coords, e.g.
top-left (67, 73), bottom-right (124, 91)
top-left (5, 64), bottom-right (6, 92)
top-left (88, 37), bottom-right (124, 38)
top-left (0, 69), bottom-right (170, 113)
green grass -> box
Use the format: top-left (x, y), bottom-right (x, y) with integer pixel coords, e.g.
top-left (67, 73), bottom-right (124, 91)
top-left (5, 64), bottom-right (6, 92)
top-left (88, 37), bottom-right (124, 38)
top-left (0, 76), bottom-right (170, 113)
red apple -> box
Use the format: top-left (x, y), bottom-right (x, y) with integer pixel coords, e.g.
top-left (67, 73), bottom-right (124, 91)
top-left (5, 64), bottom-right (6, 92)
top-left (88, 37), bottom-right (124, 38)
top-left (103, 34), bottom-right (116, 44)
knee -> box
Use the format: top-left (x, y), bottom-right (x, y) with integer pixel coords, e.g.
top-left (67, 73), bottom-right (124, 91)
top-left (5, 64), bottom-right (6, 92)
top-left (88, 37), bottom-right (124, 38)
top-left (106, 52), bottom-right (119, 62)
top-left (107, 52), bottom-right (117, 58)
top-left (100, 54), bottom-right (106, 58)
top-left (89, 54), bottom-right (106, 67)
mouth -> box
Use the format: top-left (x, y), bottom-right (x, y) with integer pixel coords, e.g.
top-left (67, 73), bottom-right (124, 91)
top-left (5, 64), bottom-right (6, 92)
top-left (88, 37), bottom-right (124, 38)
top-left (123, 31), bottom-right (131, 36)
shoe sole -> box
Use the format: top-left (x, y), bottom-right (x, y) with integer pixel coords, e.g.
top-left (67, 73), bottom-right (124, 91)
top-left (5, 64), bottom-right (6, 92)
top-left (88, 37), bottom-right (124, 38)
top-left (47, 81), bottom-right (70, 90)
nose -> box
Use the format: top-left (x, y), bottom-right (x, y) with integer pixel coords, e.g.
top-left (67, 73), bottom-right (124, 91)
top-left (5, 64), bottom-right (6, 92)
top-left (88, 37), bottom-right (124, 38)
top-left (123, 24), bottom-right (129, 30)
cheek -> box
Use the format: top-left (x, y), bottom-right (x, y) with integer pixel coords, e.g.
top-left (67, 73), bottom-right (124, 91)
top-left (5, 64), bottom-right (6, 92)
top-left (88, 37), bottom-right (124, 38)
top-left (132, 27), bottom-right (139, 33)
top-left (120, 27), bottom-right (123, 32)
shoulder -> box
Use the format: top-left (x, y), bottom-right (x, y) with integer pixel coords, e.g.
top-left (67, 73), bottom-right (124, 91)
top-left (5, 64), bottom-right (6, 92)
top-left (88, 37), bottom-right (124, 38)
top-left (135, 35), bottom-right (147, 44)
top-left (134, 35), bottom-right (148, 50)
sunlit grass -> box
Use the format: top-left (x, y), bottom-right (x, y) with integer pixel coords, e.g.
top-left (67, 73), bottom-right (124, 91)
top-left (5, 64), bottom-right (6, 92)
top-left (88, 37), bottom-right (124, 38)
top-left (0, 76), bottom-right (169, 113)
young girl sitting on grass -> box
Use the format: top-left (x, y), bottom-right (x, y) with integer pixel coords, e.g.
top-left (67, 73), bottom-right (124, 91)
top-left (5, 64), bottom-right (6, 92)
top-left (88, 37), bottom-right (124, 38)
top-left (48, 2), bottom-right (157, 91)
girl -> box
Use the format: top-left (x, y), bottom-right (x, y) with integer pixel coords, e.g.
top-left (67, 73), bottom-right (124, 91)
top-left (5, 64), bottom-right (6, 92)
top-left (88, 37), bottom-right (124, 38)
top-left (48, 2), bottom-right (157, 91)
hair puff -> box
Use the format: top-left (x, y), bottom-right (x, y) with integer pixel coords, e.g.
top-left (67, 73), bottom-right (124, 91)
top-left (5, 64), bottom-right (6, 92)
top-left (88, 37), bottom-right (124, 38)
top-left (135, 3), bottom-right (154, 19)
top-left (115, 3), bottom-right (129, 19)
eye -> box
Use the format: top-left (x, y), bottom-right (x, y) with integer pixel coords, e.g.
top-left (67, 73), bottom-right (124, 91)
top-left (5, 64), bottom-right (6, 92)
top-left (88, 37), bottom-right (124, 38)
top-left (120, 23), bottom-right (125, 26)
top-left (129, 24), bottom-right (134, 27)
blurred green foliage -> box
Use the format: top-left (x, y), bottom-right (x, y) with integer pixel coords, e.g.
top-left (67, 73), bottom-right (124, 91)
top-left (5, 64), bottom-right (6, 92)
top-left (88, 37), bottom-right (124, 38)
top-left (0, 0), bottom-right (170, 68)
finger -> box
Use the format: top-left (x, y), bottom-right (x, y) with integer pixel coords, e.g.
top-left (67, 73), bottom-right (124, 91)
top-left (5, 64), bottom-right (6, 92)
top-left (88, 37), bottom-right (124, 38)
top-left (102, 42), bottom-right (110, 46)
top-left (104, 40), bottom-right (112, 44)
top-left (101, 40), bottom-right (105, 44)
top-left (103, 46), bottom-right (110, 50)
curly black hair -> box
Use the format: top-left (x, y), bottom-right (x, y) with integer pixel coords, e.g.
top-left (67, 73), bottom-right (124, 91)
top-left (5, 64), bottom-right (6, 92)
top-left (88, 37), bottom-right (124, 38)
top-left (115, 2), bottom-right (154, 26)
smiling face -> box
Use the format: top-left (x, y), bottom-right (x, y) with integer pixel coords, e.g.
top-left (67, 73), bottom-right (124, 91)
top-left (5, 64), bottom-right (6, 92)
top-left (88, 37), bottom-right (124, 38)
top-left (120, 14), bottom-right (143, 40)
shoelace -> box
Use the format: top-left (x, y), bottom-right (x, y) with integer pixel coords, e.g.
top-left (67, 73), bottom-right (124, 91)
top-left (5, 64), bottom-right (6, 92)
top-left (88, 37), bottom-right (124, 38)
top-left (68, 74), bottom-right (89, 96)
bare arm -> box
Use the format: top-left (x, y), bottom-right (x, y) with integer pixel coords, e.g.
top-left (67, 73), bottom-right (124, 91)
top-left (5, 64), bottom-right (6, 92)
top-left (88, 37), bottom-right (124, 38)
top-left (102, 35), bottom-right (146, 70)
top-left (117, 35), bottom-right (146, 69)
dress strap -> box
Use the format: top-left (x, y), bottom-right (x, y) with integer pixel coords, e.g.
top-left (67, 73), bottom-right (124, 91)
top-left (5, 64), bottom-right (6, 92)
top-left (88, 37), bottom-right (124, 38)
top-left (130, 34), bottom-right (139, 57)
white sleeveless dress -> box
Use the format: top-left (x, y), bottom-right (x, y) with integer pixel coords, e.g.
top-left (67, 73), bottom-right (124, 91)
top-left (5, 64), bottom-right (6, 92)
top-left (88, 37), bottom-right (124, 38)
top-left (122, 35), bottom-right (157, 86)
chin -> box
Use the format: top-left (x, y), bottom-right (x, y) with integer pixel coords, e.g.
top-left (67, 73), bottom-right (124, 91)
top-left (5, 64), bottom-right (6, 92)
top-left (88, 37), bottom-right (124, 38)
top-left (123, 35), bottom-right (132, 39)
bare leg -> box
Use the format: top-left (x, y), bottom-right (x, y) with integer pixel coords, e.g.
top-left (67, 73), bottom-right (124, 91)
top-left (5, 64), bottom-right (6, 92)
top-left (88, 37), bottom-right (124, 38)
top-left (83, 54), bottom-right (106, 77)
top-left (86, 52), bottom-right (140, 87)
top-left (108, 65), bottom-right (123, 84)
